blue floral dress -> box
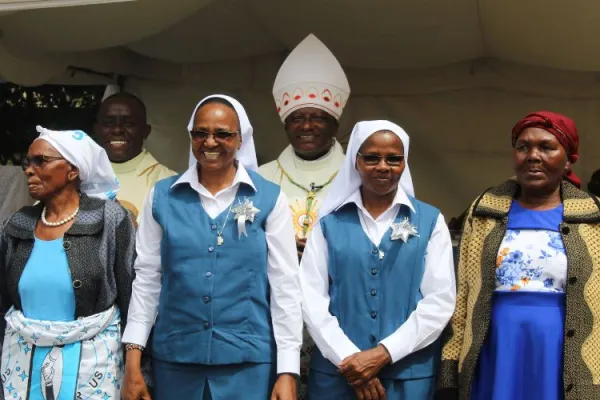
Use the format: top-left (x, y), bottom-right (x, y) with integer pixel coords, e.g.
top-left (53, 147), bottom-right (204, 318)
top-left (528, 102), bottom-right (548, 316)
top-left (471, 201), bottom-right (566, 400)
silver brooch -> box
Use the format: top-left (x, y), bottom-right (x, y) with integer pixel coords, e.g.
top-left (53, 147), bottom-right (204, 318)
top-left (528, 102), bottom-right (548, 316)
top-left (390, 217), bottom-right (419, 243)
top-left (232, 198), bottom-right (260, 238)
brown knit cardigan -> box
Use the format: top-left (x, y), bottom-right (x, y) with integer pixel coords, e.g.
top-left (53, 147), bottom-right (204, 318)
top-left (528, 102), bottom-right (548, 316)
top-left (437, 179), bottom-right (600, 400)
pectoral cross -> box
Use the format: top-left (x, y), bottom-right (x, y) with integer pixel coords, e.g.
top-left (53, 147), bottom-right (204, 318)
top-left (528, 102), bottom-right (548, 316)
top-left (308, 183), bottom-right (318, 200)
top-left (303, 183), bottom-right (321, 236)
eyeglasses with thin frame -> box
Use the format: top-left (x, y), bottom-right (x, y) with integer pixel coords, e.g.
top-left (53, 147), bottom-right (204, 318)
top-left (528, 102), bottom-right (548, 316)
top-left (357, 152), bottom-right (405, 166)
top-left (21, 155), bottom-right (65, 171)
top-left (190, 130), bottom-right (239, 143)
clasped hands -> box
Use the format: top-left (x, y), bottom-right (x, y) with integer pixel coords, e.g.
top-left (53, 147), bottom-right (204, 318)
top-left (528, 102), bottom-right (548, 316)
top-left (338, 345), bottom-right (392, 400)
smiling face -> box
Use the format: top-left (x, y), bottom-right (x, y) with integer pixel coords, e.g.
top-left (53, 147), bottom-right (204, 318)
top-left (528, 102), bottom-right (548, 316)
top-left (284, 107), bottom-right (339, 160)
top-left (514, 127), bottom-right (570, 195)
top-left (94, 95), bottom-right (150, 163)
top-left (190, 101), bottom-right (241, 172)
top-left (357, 130), bottom-right (405, 198)
top-left (23, 139), bottom-right (79, 201)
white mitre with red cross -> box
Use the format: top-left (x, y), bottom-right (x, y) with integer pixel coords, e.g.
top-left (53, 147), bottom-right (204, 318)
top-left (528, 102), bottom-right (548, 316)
top-left (273, 34), bottom-right (351, 123)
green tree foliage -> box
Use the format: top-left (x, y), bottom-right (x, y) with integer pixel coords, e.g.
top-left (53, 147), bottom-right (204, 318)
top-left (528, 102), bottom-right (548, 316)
top-left (0, 83), bottom-right (105, 165)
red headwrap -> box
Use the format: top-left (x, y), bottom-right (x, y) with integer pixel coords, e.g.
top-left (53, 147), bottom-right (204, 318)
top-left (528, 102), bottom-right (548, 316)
top-left (511, 111), bottom-right (581, 188)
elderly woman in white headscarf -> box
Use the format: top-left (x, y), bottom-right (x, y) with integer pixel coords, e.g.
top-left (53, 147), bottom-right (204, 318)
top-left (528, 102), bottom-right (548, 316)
top-left (0, 126), bottom-right (135, 400)
top-left (301, 120), bottom-right (456, 400)
top-left (121, 95), bottom-right (303, 400)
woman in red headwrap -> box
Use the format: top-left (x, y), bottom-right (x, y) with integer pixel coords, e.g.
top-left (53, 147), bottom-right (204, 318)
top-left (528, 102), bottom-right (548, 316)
top-left (436, 111), bottom-right (600, 400)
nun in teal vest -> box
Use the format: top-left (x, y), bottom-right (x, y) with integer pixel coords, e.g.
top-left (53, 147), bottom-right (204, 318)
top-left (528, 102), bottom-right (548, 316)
top-left (121, 94), bottom-right (303, 400)
top-left (301, 120), bottom-right (456, 400)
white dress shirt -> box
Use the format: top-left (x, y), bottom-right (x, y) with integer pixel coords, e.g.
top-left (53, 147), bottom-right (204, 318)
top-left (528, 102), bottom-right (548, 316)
top-left (122, 164), bottom-right (303, 375)
top-left (300, 187), bottom-right (456, 366)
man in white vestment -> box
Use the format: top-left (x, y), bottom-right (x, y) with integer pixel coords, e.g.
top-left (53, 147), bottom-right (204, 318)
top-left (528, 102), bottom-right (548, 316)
top-left (259, 33), bottom-right (350, 257)
top-left (258, 33), bottom-right (350, 400)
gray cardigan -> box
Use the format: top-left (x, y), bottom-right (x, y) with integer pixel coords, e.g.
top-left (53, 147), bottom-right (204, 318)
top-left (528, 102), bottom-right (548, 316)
top-left (0, 194), bottom-right (135, 334)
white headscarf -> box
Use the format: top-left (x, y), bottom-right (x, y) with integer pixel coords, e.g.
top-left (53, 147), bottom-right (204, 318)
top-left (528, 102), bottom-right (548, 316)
top-left (318, 120), bottom-right (415, 220)
top-left (186, 94), bottom-right (258, 171)
top-left (34, 125), bottom-right (119, 200)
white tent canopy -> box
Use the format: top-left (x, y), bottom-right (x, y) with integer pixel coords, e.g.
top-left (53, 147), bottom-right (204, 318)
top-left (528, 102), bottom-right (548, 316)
top-left (2, 0), bottom-right (600, 216)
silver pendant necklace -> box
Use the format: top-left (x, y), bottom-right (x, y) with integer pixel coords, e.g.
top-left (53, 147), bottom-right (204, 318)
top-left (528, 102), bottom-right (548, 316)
top-left (216, 202), bottom-right (235, 246)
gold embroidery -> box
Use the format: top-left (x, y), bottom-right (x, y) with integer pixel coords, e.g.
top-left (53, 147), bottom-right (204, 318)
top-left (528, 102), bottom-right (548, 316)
top-left (276, 160), bottom-right (337, 236)
top-left (138, 163), bottom-right (160, 186)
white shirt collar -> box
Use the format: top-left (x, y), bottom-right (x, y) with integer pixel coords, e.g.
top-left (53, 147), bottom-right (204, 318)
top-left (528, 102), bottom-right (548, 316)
top-left (336, 186), bottom-right (416, 215)
top-left (171, 163), bottom-right (257, 196)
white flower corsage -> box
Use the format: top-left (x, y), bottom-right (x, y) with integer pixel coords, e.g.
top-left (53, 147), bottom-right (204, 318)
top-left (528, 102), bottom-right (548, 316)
top-left (390, 217), bottom-right (419, 243)
top-left (232, 198), bottom-right (260, 238)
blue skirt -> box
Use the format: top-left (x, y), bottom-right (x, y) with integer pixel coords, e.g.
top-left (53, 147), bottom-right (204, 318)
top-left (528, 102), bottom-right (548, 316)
top-left (153, 359), bottom-right (275, 400)
top-left (308, 370), bottom-right (434, 400)
top-left (471, 291), bottom-right (565, 400)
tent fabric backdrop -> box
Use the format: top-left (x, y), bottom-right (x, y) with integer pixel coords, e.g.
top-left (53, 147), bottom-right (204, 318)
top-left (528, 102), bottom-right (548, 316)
top-left (2, 0), bottom-right (600, 217)
top-left (126, 61), bottom-right (600, 218)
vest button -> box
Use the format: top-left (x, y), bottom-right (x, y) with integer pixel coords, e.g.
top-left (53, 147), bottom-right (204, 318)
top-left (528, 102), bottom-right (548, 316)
top-left (569, 277), bottom-right (577, 285)
top-left (63, 241), bottom-right (71, 251)
top-left (371, 311), bottom-right (377, 319)
top-left (369, 335), bottom-right (376, 343)
top-left (566, 329), bottom-right (575, 337)
top-left (205, 272), bottom-right (213, 278)
top-left (211, 224), bottom-right (217, 230)
top-left (208, 246), bottom-right (214, 253)
top-left (72, 280), bottom-right (82, 289)
top-left (561, 226), bottom-right (570, 235)
top-left (371, 289), bottom-right (377, 296)
top-left (203, 296), bottom-right (210, 303)
top-left (371, 268), bottom-right (378, 276)
top-left (204, 322), bottom-right (210, 329)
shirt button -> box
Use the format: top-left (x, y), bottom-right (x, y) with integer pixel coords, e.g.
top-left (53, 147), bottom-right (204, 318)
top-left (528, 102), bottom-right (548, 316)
top-left (211, 224), bottom-right (217, 230)
top-left (371, 289), bottom-right (377, 296)
top-left (371, 249), bottom-right (378, 255)
top-left (566, 329), bottom-right (575, 337)
top-left (205, 272), bottom-right (213, 277)
top-left (369, 335), bottom-right (376, 343)
top-left (371, 268), bottom-right (378, 276)
top-left (203, 296), bottom-right (210, 304)
top-left (208, 246), bottom-right (214, 253)
top-left (203, 322), bottom-right (210, 329)
top-left (371, 312), bottom-right (377, 319)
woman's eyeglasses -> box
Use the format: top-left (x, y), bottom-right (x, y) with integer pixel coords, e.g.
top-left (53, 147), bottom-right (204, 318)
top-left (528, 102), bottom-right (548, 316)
top-left (21, 155), bottom-right (65, 171)
top-left (190, 130), bottom-right (239, 142)
top-left (357, 152), bottom-right (405, 166)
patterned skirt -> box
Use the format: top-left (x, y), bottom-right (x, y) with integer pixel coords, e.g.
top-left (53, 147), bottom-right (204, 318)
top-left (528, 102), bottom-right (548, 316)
top-left (471, 291), bottom-right (565, 400)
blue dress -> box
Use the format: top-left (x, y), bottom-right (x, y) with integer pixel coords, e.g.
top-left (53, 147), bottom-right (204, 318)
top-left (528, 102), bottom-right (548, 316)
top-left (471, 202), bottom-right (566, 400)
top-left (18, 237), bottom-right (79, 400)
